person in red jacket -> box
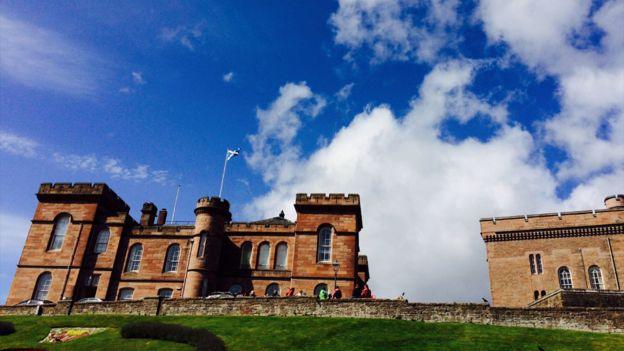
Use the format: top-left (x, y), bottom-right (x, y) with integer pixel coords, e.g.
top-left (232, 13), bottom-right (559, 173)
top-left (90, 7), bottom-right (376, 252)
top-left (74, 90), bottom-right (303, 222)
top-left (360, 284), bottom-right (371, 298)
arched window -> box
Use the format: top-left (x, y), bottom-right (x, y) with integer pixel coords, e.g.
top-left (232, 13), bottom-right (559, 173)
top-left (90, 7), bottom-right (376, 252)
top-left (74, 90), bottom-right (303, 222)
top-left (229, 284), bottom-right (243, 296)
top-left (589, 266), bottom-right (604, 290)
top-left (197, 232), bottom-right (207, 257)
top-left (558, 267), bottom-right (573, 289)
top-left (528, 254), bottom-right (536, 274)
top-left (118, 288), bottom-right (134, 300)
top-left (536, 254), bottom-right (543, 274)
top-left (265, 283), bottom-right (280, 297)
top-left (540, 290), bottom-right (546, 297)
top-left (158, 288), bottom-right (173, 299)
top-left (125, 244), bottom-right (143, 272)
top-left (533, 290), bottom-right (539, 300)
top-left (48, 214), bottom-right (70, 250)
top-left (33, 272), bottom-right (52, 300)
top-left (164, 244), bottom-right (180, 272)
top-left (317, 226), bottom-right (332, 262)
top-left (240, 242), bottom-right (252, 269)
top-left (257, 242), bottom-right (270, 270)
top-left (314, 283), bottom-right (328, 297)
top-left (274, 242), bottom-right (288, 270)
top-left (94, 228), bottom-right (110, 254)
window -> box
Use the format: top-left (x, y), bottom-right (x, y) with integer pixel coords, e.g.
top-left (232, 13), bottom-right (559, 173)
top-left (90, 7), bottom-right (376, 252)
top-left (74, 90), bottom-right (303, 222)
top-left (158, 288), bottom-right (173, 299)
top-left (265, 283), bottom-right (280, 296)
top-left (94, 228), bottom-right (110, 254)
top-left (125, 244), bottom-right (143, 272)
top-left (197, 232), bottom-right (207, 257)
top-left (33, 272), bottom-right (52, 300)
top-left (533, 290), bottom-right (539, 301)
top-left (48, 214), bottom-right (70, 250)
top-left (317, 227), bottom-right (332, 262)
top-left (536, 254), bottom-right (543, 274)
top-left (229, 284), bottom-right (243, 296)
top-left (540, 290), bottom-right (546, 297)
top-left (164, 244), bottom-right (180, 272)
top-left (85, 274), bottom-right (100, 287)
top-left (240, 242), bottom-right (252, 269)
top-left (118, 288), bottom-right (134, 301)
top-left (201, 278), bottom-right (209, 297)
top-left (528, 254), bottom-right (536, 274)
top-left (257, 242), bottom-right (270, 270)
top-left (274, 242), bottom-right (288, 270)
top-left (589, 266), bottom-right (604, 290)
top-left (558, 267), bottom-right (573, 289)
top-left (314, 283), bottom-right (328, 297)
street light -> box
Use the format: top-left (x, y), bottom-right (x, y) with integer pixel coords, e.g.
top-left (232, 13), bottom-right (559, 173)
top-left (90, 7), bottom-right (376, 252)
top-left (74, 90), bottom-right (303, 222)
top-left (332, 260), bottom-right (340, 290)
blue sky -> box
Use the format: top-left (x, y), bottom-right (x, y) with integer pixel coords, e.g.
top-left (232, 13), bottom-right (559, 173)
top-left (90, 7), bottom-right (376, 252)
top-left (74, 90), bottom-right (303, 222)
top-left (1, 0), bottom-right (622, 302)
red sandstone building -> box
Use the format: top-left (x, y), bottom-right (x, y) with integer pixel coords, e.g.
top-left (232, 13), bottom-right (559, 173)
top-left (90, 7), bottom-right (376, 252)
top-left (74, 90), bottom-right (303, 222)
top-left (5, 183), bottom-right (370, 305)
top-left (481, 195), bottom-right (624, 308)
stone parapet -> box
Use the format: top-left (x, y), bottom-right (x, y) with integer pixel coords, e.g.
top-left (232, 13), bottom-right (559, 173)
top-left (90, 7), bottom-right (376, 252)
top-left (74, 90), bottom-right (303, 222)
top-left (295, 193), bottom-right (360, 206)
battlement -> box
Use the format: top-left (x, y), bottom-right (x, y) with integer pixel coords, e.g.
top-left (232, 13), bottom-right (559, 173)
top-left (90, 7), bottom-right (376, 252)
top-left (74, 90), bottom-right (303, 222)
top-left (195, 196), bottom-right (230, 210)
top-left (227, 222), bottom-right (295, 233)
top-left (37, 182), bottom-right (129, 211)
top-left (295, 193), bottom-right (360, 206)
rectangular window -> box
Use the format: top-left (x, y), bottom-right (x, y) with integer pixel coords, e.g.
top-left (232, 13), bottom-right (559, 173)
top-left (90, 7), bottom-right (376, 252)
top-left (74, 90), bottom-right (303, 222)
top-left (536, 254), bottom-right (543, 274)
top-left (85, 274), bottom-right (100, 287)
top-left (529, 254), bottom-right (536, 274)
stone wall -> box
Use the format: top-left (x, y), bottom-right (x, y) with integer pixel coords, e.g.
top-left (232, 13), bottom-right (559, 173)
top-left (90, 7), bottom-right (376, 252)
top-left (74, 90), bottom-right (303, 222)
top-left (530, 289), bottom-right (624, 308)
top-left (2, 297), bottom-right (624, 333)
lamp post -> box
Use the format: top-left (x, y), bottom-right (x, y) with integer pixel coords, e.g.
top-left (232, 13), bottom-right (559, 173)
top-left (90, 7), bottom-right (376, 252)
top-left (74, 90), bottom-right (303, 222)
top-left (332, 260), bottom-right (340, 290)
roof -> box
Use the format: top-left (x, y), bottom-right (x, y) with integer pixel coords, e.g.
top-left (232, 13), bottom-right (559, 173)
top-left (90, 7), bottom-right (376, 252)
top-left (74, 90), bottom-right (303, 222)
top-left (250, 211), bottom-right (294, 225)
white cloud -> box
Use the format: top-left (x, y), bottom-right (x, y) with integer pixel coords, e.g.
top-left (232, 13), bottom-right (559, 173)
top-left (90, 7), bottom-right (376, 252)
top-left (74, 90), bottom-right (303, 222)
top-left (103, 158), bottom-right (170, 184)
top-left (244, 61), bottom-right (617, 302)
top-left (0, 212), bottom-right (31, 303)
top-left (119, 86), bottom-right (133, 94)
top-left (477, 0), bottom-right (624, 180)
top-left (0, 131), bottom-right (38, 157)
top-left (335, 82), bottom-right (355, 101)
top-left (329, 0), bottom-right (460, 63)
top-left (223, 71), bottom-right (234, 82)
top-left (132, 71), bottom-right (146, 85)
top-left (160, 23), bottom-right (204, 51)
top-left (246, 82), bottom-right (326, 184)
top-left (52, 153), bottom-right (98, 171)
top-left (0, 15), bottom-right (107, 96)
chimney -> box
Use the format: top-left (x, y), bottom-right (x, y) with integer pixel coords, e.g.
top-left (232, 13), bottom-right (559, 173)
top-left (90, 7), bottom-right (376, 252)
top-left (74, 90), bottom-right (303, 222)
top-left (157, 208), bottom-right (168, 226)
top-left (605, 194), bottom-right (624, 209)
top-left (140, 202), bottom-right (158, 226)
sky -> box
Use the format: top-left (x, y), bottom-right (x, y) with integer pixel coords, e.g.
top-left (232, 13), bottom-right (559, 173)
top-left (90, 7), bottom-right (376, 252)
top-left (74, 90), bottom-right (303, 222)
top-left (0, 0), bottom-right (622, 303)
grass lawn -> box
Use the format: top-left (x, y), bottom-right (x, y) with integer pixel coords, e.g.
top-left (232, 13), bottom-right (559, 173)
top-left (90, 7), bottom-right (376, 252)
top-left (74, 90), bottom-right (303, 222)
top-left (0, 315), bottom-right (623, 350)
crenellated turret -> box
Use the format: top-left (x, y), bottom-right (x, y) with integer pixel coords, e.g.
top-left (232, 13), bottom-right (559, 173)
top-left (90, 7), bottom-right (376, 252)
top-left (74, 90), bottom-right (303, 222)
top-left (183, 196), bottom-right (231, 297)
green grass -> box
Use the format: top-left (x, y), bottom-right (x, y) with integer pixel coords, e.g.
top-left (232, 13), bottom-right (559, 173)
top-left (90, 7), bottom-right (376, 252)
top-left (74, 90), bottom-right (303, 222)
top-left (1, 315), bottom-right (623, 350)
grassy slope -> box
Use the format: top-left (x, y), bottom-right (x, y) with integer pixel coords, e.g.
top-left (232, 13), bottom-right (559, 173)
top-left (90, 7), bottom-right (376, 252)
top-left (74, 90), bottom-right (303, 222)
top-left (0, 315), bottom-right (623, 350)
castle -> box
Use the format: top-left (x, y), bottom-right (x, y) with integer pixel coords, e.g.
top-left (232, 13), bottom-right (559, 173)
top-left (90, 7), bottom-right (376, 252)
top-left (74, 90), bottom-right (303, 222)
top-left (481, 194), bottom-right (624, 308)
top-left (5, 183), bottom-right (370, 305)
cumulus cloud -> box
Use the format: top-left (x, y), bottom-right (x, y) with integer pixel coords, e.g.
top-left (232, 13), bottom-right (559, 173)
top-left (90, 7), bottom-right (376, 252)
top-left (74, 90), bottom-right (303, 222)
top-left (329, 0), bottom-right (461, 63)
top-left (244, 61), bottom-right (617, 301)
top-left (0, 131), bottom-right (38, 158)
top-left (0, 15), bottom-right (108, 96)
top-left (246, 82), bottom-right (326, 184)
top-left (223, 71), bottom-right (234, 82)
top-left (478, 0), bottom-right (624, 180)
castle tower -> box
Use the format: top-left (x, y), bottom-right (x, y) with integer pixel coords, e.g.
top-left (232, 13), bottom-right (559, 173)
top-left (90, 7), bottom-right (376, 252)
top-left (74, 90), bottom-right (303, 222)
top-left (183, 196), bottom-right (231, 297)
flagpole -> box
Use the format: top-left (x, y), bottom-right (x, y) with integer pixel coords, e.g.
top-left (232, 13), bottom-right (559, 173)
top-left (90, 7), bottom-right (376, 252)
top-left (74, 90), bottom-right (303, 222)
top-left (219, 151), bottom-right (229, 198)
top-left (170, 184), bottom-right (181, 224)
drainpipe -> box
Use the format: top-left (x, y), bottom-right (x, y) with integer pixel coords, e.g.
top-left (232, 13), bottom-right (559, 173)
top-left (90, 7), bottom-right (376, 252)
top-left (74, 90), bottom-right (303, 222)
top-left (60, 223), bottom-right (83, 301)
top-left (579, 248), bottom-right (589, 289)
top-left (180, 238), bottom-right (194, 298)
top-left (607, 238), bottom-right (620, 290)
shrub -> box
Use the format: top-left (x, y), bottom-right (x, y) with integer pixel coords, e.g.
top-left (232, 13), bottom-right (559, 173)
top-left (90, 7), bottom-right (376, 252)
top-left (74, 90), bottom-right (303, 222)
top-left (121, 321), bottom-right (226, 351)
top-left (0, 321), bottom-right (16, 336)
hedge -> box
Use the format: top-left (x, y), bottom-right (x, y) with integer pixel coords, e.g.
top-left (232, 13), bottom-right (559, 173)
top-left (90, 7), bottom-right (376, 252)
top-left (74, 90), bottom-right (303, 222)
top-left (121, 321), bottom-right (226, 351)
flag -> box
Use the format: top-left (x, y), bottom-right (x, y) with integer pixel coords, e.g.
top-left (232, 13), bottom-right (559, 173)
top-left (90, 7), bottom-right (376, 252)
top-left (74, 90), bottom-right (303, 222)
top-left (226, 148), bottom-right (240, 161)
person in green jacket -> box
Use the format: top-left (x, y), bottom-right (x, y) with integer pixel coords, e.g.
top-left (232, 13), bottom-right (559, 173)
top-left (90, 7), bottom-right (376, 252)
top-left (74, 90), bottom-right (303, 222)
top-left (319, 288), bottom-right (328, 300)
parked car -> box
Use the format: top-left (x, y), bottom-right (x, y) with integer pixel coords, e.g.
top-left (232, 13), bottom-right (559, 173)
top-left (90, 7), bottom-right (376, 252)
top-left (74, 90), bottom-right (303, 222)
top-left (205, 292), bottom-right (235, 299)
top-left (15, 299), bottom-right (53, 306)
top-left (76, 297), bottom-right (103, 303)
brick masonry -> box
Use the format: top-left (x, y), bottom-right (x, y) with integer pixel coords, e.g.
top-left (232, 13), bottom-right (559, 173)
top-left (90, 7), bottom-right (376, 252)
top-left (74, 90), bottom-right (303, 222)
top-left (5, 183), bottom-right (370, 305)
top-left (1, 298), bottom-right (623, 334)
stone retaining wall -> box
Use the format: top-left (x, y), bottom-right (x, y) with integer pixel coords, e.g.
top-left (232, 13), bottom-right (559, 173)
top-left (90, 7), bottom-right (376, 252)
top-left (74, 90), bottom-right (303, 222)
top-left (2, 297), bottom-right (624, 333)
